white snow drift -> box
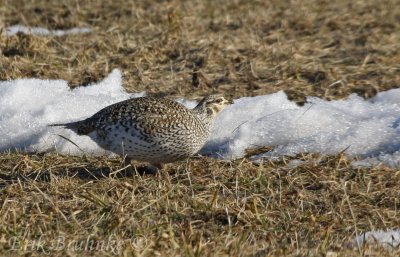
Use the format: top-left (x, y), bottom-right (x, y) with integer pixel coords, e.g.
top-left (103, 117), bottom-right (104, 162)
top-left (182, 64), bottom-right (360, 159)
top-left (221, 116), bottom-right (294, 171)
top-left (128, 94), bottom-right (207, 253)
top-left (204, 89), bottom-right (400, 167)
top-left (355, 230), bottom-right (400, 249)
top-left (3, 25), bottom-right (91, 36)
top-left (0, 69), bottom-right (143, 155)
top-left (1, 69), bottom-right (400, 167)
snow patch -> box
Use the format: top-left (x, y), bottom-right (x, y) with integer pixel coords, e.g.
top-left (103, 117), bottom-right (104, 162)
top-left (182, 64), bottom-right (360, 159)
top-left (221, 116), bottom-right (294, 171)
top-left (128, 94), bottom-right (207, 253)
top-left (1, 69), bottom-right (400, 167)
top-left (3, 25), bottom-right (91, 36)
top-left (203, 90), bottom-right (400, 167)
top-left (0, 69), bottom-right (144, 155)
top-left (355, 230), bottom-right (400, 249)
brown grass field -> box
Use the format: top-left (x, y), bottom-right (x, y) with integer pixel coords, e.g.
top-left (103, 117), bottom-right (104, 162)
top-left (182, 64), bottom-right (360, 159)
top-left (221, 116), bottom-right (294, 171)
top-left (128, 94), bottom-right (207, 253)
top-left (1, 0), bottom-right (400, 256)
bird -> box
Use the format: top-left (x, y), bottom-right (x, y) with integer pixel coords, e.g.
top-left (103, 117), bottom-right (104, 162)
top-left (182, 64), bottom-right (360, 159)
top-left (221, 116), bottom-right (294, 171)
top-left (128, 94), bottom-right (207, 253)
top-left (50, 95), bottom-right (233, 170)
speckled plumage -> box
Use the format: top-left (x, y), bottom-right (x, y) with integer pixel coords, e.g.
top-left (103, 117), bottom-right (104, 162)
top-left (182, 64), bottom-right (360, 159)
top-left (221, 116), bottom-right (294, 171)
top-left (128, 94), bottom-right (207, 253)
top-left (51, 95), bottom-right (232, 168)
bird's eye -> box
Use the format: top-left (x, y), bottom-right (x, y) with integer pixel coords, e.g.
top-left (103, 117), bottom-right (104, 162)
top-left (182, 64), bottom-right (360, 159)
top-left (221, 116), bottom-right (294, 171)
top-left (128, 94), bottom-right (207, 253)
top-left (215, 99), bottom-right (223, 103)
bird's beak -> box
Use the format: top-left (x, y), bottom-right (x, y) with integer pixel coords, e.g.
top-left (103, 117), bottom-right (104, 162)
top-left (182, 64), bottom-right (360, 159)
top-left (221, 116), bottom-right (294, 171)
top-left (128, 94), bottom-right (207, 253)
top-left (227, 99), bottom-right (234, 105)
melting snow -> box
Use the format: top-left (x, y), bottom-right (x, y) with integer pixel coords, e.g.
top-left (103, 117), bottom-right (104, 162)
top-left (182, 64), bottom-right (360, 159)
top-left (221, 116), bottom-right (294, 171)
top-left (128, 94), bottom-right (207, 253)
top-left (354, 230), bottom-right (400, 249)
top-left (3, 25), bottom-right (91, 36)
top-left (0, 69), bottom-right (143, 155)
top-left (205, 89), bottom-right (400, 167)
top-left (1, 69), bottom-right (400, 166)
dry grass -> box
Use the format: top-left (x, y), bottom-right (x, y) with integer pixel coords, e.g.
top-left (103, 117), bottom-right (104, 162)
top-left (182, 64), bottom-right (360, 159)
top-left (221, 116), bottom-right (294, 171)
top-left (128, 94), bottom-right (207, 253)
top-left (1, 153), bottom-right (400, 256)
top-left (1, 0), bottom-right (400, 256)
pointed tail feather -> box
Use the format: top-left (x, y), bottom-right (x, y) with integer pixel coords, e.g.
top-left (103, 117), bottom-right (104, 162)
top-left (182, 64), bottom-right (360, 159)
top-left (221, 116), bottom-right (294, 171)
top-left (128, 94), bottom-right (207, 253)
top-left (48, 120), bottom-right (95, 135)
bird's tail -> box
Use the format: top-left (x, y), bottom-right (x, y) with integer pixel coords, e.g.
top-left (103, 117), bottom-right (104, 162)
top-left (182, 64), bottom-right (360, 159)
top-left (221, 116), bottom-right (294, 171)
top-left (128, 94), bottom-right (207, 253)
top-left (49, 120), bottom-right (95, 135)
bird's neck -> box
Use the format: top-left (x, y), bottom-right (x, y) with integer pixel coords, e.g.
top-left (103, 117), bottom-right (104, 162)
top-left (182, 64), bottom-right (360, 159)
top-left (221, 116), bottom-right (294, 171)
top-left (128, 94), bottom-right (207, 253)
top-left (192, 104), bottom-right (215, 128)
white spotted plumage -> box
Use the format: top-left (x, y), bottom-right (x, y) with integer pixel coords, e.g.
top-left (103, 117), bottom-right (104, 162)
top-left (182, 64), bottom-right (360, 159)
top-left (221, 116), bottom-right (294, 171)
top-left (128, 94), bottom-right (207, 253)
top-left (51, 95), bottom-right (232, 168)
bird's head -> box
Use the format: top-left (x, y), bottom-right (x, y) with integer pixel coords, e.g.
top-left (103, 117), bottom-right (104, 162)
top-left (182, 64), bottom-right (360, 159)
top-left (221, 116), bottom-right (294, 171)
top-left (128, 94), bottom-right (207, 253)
top-left (194, 95), bottom-right (233, 118)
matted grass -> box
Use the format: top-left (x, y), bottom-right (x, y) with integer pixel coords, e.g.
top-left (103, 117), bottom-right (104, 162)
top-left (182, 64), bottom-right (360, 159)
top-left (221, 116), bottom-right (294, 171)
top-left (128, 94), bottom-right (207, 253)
top-left (1, 0), bottom-right (400, 256)
top-left (1, 153), bottom-right (400, 256)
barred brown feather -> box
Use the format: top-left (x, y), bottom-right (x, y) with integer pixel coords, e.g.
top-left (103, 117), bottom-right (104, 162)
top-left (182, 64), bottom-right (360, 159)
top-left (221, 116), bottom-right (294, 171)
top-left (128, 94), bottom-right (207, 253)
top-left (51, 95), bottom-right (232, 168)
